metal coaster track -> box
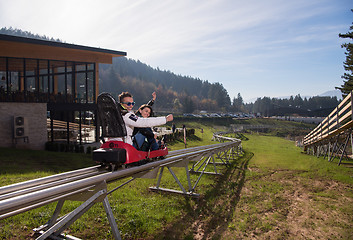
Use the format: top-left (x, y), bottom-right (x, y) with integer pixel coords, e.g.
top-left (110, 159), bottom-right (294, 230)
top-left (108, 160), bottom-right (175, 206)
top-left (0, 138), bottom-right (241, 240)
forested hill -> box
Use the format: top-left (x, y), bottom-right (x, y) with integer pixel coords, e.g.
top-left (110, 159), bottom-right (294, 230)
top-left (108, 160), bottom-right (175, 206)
top-left (99, 57), bottom-right (231, 112)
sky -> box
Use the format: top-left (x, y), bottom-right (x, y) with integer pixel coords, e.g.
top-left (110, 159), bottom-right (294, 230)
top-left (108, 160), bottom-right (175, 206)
top-left (0, 0), bottom-right (351, 102)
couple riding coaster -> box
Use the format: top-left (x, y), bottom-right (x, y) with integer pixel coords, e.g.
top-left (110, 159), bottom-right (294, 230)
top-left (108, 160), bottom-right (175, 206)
top-left (93, 93), bottom-right (168, 170)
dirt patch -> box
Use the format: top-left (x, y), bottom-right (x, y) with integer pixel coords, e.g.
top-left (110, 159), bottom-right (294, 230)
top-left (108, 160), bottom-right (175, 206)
top-left (220, 170), bottom-right (352, 240)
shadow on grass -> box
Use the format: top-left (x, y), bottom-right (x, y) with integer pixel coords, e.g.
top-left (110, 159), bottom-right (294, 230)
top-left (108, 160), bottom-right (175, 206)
top-left (152, 150), bottom-right (254, 240)
top-left (236, 133), bottom-right (249, 141)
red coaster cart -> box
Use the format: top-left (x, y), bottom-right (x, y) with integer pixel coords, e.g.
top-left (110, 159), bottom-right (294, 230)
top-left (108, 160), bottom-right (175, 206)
top-left (92, 93), bottom-right (168, 170)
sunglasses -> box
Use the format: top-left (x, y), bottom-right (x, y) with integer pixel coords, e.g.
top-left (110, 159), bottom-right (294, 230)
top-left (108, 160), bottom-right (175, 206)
top-left (121, 101), bottom-right (135, 106)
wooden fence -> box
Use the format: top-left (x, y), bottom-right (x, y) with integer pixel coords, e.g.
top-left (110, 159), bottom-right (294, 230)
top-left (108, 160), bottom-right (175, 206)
top-left (47, 119), bottom-right (94, 131)
top-left (303, 91), bottom-right (353, 147)
top-left (47, 119), bottom-right (95, 143)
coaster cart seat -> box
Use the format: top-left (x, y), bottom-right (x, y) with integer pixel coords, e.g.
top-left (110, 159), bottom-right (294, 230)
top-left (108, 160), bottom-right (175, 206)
top-left (92, 93), bottom-right (168, 170)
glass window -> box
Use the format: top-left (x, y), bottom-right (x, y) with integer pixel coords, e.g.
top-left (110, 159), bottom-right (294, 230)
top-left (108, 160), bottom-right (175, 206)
top-left (57, 67), bottom-right (65, 73)
top-left (77, 72), bottom-right (86, 102)
top-left (66, 64), bottom-right (72, 73)
top-left (26, 77), bottom-right (36, 92)
top-left (40, 75), bottom-right (48, 93)
top-left (0, 57), bottom-right (96, 104)
top-left (50, 60), bottom-right (65, 70)
top-left (67, 73), bottom-right (72, 95)
top-left (8, 58), bottom-right (24, 93)
top-left (87, 71), bottom-right (94, 103)
top-left (0, 58), bottom-right (6, 94)
top-left (39, 60), bottom-right (49, 74)
top-left (9, 72), bottom-right (19, 92)
top-left (39, 60), bottom-right (49, 93)
top-left (76, 63), bottom-right (86, 71)
top-left (25, 59), bottom-right (36, 77)
top-left (57, 74), bottom-right (65, 94)
top-left (87, 63), bottom-right (94, 70)
top-left (0, 72), bottom-right (6, 92)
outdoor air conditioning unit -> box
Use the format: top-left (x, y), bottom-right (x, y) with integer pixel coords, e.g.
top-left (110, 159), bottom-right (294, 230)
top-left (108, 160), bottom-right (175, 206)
top-left (13, 116), bottom-right (28, 139)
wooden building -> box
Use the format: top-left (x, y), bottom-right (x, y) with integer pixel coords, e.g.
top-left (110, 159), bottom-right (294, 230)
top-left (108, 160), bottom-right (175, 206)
top-left (0, 34), bottom-right (126, 149)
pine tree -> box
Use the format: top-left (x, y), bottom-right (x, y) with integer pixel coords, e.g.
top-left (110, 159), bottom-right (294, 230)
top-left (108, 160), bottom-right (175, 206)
top-left (336, 10), bottom-right (353, 97)
top-left (232, 93), bottom-right (244, 112)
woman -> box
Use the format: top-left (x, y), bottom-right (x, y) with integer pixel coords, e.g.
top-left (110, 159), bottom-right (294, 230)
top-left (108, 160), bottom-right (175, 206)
top-left (133, 104), bottom-right (161, 151)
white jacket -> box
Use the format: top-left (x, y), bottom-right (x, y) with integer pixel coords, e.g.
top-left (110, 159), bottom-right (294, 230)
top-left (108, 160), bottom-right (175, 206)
top-left (110, 110), bottom-right (167, 145)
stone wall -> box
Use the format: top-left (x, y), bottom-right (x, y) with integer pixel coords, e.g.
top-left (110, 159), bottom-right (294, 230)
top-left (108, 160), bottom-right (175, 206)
top-left (0, 103), bottom-right (47, 150)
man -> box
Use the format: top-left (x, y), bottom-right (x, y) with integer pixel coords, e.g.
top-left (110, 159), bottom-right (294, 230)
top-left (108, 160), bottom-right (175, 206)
top-left (115, 91), bottom-right (173, 145)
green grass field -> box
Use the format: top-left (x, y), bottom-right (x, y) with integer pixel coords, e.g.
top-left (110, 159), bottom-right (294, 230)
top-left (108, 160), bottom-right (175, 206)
top-left (243, 134), bottom-right (353, 184)
top-left (1, 119), bottom-right (352, 239)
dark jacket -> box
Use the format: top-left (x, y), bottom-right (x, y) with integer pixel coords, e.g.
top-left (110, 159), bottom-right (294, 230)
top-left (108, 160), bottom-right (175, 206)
top-left (132, 112), bottom-right (155, 138)
top-left (132, 98), bottom-right (155, 136)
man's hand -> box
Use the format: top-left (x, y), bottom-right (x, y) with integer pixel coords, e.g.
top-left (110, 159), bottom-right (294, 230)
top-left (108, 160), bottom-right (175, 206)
top-left (166, 114), bottom-right (173, 122)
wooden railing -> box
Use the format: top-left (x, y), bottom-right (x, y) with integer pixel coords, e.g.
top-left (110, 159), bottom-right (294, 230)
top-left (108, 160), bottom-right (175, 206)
top-left (303, 91), bottom-right (353, 146)
top-left (47, 119), bottom-right (94, 131)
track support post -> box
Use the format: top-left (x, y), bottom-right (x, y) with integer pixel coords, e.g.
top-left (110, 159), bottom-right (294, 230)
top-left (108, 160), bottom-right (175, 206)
top-left (33, 181), bottom-right (122, 240)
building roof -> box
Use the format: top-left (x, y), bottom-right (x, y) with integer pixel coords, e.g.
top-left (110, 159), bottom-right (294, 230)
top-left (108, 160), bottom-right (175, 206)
top-left (0, 34), bottom-right (127, 64)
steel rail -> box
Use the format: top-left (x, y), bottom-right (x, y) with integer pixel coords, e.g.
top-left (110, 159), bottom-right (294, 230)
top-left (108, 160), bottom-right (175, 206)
top-left (0, 144), bottom-right (223, 197)
top-left (167, 142), bottom-right (231, 155)
top-left (0, 165), bottom-right (101, 195)
top-left (0, 141), bottom-right (236, 219)
top-left (0, 170), bottom-right (106, 201)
